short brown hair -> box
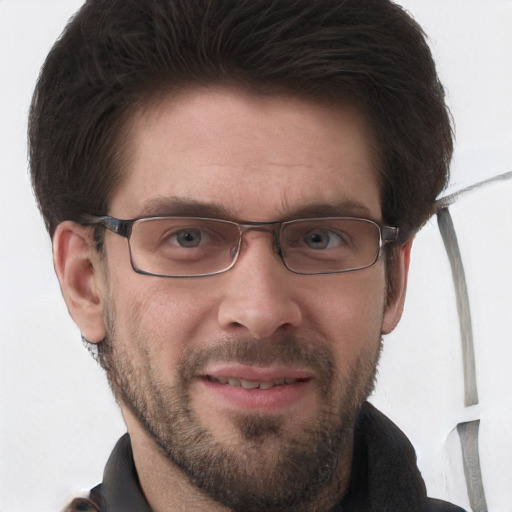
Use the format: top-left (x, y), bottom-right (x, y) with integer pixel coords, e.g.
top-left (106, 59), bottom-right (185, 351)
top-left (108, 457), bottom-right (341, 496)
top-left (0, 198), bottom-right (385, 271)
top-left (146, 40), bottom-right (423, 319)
top-left (29, 0), bottom-right (453, 241)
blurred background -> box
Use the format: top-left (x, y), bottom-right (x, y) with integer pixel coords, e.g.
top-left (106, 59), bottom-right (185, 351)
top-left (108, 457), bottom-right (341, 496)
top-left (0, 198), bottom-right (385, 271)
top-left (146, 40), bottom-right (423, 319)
top-left (1, 1), bottom-right (511, 510)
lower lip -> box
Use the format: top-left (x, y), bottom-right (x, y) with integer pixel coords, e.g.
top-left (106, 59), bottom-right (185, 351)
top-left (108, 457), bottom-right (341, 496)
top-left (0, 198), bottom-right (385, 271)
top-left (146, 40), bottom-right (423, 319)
top-left (199, 378), bottom-right (313, 411)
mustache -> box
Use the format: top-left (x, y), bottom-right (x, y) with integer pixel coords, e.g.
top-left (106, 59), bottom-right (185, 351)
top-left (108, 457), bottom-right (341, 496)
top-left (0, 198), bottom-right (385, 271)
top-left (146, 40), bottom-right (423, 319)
top-left (178, 336), bottom-right (335, 382)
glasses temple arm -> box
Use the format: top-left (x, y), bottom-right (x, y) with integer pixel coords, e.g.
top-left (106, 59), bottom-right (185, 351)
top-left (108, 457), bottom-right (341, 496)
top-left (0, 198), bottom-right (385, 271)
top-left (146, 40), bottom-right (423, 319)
top-left (381, 226), bottom-right (399, 243)
top-left (79, 214), bottom-right (132, 238)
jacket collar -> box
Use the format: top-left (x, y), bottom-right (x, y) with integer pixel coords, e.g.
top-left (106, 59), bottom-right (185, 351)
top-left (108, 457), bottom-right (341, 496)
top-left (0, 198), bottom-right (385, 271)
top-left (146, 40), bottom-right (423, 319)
top-left (90, 434), bottom-right (151, 512)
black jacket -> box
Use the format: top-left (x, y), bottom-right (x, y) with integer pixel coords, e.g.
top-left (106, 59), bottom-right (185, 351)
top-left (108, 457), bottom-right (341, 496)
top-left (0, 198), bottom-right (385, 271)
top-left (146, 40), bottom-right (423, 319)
top-left (65, 403), bottom-right (466, 512)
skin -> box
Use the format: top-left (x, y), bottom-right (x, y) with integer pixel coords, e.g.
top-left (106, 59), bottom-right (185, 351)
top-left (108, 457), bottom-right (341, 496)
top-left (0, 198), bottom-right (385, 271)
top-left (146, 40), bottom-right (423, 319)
top-left (53, 87), bottom-right (411, 511)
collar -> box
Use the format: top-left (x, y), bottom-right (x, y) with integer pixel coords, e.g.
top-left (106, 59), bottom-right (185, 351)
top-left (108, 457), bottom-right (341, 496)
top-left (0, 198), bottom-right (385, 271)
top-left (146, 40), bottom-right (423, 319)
top-left (89, 434), bottom-right (152, 512)
top-left (334, 402), bottom-right (428, 512)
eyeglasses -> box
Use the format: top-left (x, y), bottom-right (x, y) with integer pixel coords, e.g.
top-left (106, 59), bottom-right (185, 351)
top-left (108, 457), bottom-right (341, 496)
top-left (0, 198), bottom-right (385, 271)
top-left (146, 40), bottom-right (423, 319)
top-left (83, 215), bottom-right (399, 277)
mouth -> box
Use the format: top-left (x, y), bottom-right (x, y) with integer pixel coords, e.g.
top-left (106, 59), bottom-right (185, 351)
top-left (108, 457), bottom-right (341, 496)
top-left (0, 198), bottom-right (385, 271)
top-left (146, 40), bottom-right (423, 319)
top-left (197, 365), bottom-right (315, 411)
top-left (204, 375), bottom-right (310, 390)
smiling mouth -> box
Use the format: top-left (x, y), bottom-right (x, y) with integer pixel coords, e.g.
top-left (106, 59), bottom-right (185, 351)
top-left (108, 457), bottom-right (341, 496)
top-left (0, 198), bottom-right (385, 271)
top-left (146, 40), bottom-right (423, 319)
top-left (205, 375), bottom-right (310, 390)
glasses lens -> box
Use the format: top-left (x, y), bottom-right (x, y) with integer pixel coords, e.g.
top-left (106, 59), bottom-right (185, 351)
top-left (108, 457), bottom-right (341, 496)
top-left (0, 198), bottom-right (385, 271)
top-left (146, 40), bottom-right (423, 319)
top-left (129, 218), bottom-right (240, 277)
top-left (281, 218), bottom-right (381, 274)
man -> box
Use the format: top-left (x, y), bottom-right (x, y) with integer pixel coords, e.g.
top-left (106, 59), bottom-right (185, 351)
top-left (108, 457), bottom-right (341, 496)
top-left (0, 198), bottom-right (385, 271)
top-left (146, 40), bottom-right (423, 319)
top-left (29, 1), bottom-right (464, 511)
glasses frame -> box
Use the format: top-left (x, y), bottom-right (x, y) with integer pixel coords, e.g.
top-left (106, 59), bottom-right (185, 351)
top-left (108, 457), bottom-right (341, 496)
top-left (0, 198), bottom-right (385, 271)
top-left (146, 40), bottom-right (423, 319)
top-left (82, 214), bottom-right (399, 278)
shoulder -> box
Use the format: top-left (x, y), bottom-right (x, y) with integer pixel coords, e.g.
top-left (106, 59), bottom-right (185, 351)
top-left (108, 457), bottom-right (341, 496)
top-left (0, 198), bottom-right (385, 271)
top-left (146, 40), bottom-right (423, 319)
top-left (425, 497), bottom-right (467, 512)
top-left (63, 484), bottom-right (104, 512)
top-left (63, 496), bottom-right (101, 512)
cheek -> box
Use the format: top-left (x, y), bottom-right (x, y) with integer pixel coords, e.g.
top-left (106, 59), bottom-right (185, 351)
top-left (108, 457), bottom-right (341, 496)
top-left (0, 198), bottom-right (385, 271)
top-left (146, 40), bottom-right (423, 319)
top-left (110, 278), bottom-right (220, 359)
top-left (105, 236), bottom-right (215, 334)
top-left (305, 269), bottom-right (387, 363)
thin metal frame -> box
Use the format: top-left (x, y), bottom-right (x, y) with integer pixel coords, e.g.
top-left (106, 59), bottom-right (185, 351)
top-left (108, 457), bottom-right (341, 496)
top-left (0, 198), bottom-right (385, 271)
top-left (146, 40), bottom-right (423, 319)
top-left (82, 214), bottom-right (399, 278)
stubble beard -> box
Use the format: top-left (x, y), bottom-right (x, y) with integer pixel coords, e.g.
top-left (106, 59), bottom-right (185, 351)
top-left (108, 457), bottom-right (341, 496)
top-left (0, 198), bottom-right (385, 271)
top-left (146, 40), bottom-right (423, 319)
top-left (99, 304), bottom-right (382, 512)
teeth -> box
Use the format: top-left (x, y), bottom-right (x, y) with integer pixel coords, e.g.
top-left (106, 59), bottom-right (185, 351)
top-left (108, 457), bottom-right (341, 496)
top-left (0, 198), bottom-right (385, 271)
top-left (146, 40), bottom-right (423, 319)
top-left (240, 379), bottom-right (259, 389)
top-left (211, 376), bottom-right (299, 389)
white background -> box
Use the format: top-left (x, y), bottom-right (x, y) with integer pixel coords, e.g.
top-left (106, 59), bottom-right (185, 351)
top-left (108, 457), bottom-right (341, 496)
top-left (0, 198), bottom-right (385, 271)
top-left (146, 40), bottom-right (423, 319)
top-left (1, 1), bottom-right (511, 511)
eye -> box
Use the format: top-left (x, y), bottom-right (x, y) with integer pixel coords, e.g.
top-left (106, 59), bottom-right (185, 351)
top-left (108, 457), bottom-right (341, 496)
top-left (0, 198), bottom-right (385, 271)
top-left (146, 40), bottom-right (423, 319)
top-left (174, 228), bottom-right (203, 248)
top-left (303, 229), bottom-right (346, 250)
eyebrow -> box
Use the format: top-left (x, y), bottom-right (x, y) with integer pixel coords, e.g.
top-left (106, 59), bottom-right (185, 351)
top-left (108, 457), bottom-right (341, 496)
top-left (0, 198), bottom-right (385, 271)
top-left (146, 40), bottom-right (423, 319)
top-left (138, 196), bottom-right (231, 219)
top-left (136, 196), bottom-right (376, 221)
top-left (283, 201), bottom-right (374, 221)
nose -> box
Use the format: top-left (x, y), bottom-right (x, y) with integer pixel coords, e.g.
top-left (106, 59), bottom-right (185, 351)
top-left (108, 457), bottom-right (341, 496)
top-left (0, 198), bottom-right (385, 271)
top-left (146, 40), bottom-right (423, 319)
top-left (217, 231), bottom-right (303, 339)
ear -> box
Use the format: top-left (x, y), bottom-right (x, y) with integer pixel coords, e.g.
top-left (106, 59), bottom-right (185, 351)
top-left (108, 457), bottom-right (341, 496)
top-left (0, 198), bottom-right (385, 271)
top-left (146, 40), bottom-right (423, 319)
top-left (381, 239), bottom-right (413, 335)
top-left (53, 221), bottom-right (106, 343)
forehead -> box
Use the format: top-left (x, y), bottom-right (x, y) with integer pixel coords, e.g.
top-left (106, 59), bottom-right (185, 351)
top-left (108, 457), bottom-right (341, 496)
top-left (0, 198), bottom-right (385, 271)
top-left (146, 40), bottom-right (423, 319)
top-left (110, 87), bottom-right (382, 221)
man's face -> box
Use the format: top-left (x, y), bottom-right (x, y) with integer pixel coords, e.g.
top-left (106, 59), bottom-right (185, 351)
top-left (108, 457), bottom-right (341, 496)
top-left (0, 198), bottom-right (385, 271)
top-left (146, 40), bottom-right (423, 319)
top-left (88, 87), bottom-right (406, 510)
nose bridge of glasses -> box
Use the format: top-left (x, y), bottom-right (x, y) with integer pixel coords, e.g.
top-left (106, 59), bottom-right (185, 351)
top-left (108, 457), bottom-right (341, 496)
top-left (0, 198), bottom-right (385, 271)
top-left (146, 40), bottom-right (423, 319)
top-left (238, 222), bottom-right (282, 254)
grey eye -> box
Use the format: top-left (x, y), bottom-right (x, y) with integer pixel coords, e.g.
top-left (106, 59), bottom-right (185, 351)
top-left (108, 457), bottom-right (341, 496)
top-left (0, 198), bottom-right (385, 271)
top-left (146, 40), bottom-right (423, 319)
top-left (175, 229), bottom-right (202, 247)
top-left (304, 230), bottom-right (343, 249)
